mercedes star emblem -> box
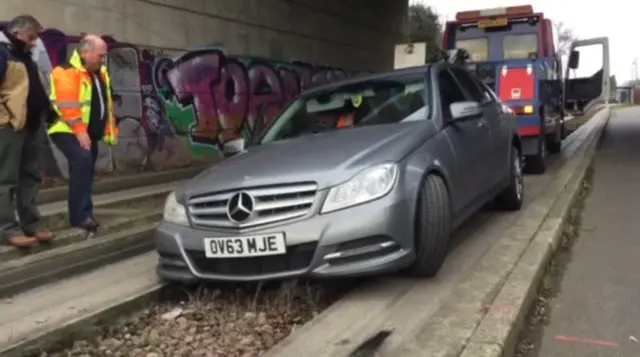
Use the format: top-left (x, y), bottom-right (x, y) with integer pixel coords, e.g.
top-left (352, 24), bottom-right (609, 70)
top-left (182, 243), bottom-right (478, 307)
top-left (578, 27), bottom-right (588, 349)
top-left (227, 191), bottom-right (255, 223)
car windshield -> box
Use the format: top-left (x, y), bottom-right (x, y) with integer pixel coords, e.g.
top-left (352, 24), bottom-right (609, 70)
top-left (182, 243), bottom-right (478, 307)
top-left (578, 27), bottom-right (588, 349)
top-left (258, 74), bottom-right (429, 144)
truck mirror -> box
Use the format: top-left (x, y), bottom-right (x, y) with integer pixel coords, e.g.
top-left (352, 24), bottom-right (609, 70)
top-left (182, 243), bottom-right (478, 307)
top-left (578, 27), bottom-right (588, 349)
top-left (568, 50), bottom-right (580, 69)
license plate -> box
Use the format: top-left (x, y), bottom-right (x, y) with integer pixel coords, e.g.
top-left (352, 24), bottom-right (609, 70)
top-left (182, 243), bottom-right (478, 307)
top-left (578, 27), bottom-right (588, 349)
top-left (203, 233), bottom-right (286, 258)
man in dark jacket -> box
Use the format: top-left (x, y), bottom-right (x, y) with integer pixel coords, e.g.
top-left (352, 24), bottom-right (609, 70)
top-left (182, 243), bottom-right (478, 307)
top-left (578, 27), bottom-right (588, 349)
top-left (0, 15), bottom-right (55, 248)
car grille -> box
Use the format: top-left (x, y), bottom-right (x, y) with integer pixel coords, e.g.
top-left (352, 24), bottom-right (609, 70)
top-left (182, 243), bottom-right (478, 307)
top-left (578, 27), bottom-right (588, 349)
top-left (187, 182), bottom-right (318, 229)
top-left (185, 242), bottom-right (317, 276)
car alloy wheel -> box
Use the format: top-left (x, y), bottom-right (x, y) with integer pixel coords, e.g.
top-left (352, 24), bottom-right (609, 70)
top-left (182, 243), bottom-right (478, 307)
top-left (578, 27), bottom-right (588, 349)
top-left (514, 154), bottom-right (523, 201)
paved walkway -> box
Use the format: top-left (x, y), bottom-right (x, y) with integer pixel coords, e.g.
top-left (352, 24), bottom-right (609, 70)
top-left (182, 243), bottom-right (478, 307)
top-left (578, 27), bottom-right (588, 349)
top-left (0, 252), bottom-right (160, 352)
top-left (38, 180), bottom-right (181, 216)
top-left (536, 107), bottom-right (640, 357)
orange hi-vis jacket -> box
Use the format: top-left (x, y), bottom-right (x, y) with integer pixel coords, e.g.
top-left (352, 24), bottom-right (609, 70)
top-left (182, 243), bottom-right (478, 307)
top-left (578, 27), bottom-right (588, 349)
top-left (336, 113), bottom-right (355, 128)
top-left (47, 49), bottom-right (118, 144)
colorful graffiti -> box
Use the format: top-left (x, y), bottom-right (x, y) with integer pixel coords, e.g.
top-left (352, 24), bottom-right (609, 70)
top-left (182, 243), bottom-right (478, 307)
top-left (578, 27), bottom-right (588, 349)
top-left (155, 50), bottom-right (349, 147)
top-left (0, 25), bottom-right (356, 179)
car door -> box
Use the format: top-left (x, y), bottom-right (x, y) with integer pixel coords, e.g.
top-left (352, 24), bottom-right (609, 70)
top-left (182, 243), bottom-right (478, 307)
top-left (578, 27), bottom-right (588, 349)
top-left (474, 77), bottom-right (514, 184)
top-left (455, 68), bottom-right (512, 187)
top-left (448, 68), bottom-right (496, 197)
top-left (438, 68), bottom-right (491, 213)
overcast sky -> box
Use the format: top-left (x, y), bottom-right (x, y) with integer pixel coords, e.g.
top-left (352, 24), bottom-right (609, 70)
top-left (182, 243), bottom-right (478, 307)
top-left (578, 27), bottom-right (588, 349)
top-left (414, 0), bottom-right (633, 83)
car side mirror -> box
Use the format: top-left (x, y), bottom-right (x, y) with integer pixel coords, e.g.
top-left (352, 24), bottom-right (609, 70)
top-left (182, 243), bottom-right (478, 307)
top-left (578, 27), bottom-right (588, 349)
top-left (568, 50), bottom-right (580, 69)
top-left (222, 137), bottom-right (245, 157)
top-left (450, 101), bottom-right (483, 121)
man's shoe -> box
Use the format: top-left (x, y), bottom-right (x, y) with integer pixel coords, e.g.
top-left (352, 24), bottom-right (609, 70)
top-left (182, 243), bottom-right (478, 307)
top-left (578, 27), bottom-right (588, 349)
top-left (34, 229), bottom-right (54, 242)
top-left (77, 218), bottom-right (99, 232)
top-left (8, 235), bottom-right (38, 247)
top-left (78, 218), bottom-right (100, 240)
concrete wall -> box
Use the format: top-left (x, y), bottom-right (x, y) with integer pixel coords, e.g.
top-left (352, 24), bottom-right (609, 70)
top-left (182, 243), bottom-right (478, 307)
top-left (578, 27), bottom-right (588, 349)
top-left (1, 0), bottom-right (407, 180)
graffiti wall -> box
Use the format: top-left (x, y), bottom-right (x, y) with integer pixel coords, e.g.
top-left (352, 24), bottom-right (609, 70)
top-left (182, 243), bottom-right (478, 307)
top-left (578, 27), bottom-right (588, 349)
top-left (1, 25), bottom-right (358, 180)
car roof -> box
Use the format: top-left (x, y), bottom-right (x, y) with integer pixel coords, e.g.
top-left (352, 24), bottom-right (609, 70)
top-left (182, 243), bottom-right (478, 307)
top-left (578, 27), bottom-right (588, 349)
top-left (302, 64), bottom-right (435, 96)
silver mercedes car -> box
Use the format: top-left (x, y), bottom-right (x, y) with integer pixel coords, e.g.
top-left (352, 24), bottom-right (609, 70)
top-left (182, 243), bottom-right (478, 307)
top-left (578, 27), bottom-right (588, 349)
top-left (154, 62), bottom-right (523, 284)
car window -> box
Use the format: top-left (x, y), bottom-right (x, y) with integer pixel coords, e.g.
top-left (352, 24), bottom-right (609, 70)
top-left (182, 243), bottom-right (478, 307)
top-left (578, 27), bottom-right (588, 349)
top-left (476, 79), bottom-right (511, 113)
top-left (260, 74), bottom-right (430, 144)
top-left (470, 74), bottom-right (496, 103)
top-left (450, 68), bottom-right (486, 103)
top-left (438, 70), bottom-right (467, 119)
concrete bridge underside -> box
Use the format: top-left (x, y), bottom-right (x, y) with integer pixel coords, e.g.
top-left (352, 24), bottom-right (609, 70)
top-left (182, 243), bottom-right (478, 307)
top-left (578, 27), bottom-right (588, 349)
top-left (1, 0), bottom-right (409, 179)
top-left (5, 0), bottom-right (408, 71)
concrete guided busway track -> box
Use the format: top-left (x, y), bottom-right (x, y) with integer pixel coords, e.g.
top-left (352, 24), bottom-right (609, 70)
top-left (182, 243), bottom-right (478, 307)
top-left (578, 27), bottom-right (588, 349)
top-left (0, 108), bottom-right (609, 356)
top-left (265, 107), bottom-right (610, 357)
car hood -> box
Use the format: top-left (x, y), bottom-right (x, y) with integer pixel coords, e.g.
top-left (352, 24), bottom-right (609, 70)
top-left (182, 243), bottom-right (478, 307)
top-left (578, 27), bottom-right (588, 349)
top-left (182, 122), bottom-right (434, 198)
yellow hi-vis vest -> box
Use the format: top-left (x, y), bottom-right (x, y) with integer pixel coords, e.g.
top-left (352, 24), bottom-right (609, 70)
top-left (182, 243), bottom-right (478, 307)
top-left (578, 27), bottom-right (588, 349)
top-left (48, 50), bottom-right (117, 145)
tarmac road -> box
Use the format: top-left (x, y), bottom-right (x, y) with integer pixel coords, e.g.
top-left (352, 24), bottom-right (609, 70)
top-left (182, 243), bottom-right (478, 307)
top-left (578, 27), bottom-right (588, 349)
top-left (532, 107), bottom-right (640, 357)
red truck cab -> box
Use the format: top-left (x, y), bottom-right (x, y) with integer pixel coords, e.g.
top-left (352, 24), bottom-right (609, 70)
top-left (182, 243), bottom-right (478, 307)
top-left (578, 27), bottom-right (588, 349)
top-left (443, 5), bottom-right (564, 174)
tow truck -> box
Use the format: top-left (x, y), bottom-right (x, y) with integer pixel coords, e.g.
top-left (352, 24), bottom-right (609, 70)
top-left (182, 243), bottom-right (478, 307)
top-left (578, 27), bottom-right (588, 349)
top-left (442, 5), bottom-right (610, 174)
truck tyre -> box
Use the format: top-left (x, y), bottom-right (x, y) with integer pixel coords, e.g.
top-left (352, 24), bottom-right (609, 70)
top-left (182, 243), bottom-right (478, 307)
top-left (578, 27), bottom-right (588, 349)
top-left (547, 121), bottom-right (562, 154)
top-left (544, 110), bottom-right (562, 154)
top-left (525, 140), bottom-right (546, 174)
top-left (525, 120), bottom-right (547, 175)
top-left (495, 145), bottom-right (524, 211)
top-left (406, 174), bottom-right (451, 278)
top-left (547, 134), bottom-right (562, 154)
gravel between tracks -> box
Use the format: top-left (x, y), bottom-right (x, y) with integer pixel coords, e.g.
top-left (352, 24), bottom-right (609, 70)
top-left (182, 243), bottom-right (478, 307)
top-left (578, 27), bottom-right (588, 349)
top-left (39, 281), bottom-right (350, 357)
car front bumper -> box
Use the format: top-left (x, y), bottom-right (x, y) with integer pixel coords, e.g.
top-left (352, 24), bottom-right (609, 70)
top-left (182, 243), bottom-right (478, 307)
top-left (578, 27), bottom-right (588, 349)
top-left (154, 192), bottom-right (416, 283)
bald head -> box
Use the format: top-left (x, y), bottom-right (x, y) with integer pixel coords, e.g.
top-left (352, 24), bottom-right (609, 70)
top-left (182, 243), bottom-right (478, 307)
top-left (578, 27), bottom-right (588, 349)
top-left (78, 34), bottom-right (107, 71)
top-left (78, 34), bottom-right (105, 52)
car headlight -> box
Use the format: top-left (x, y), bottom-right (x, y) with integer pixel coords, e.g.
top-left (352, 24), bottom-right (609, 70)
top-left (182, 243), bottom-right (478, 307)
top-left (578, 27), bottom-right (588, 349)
top-left (163, 191), bottom-right (189, 226)
top-left (321, 163), bottom-right (399, 213)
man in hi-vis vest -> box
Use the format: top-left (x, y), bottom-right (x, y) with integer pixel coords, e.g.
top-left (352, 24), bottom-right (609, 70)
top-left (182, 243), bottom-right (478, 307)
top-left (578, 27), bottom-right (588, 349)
top-left (48, 34), bottom-right (118, 233)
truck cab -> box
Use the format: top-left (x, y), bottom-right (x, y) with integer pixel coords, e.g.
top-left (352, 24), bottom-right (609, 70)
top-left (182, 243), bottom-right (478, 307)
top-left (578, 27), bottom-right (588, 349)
top-left (443, 5), bottom-right (563, 174)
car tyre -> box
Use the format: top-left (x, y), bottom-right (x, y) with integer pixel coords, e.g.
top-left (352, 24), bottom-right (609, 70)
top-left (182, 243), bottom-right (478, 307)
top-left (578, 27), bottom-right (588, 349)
top-left (495, 146), bottom-right (524, 211)
top-left (406, 174), bottom-right (451, 278)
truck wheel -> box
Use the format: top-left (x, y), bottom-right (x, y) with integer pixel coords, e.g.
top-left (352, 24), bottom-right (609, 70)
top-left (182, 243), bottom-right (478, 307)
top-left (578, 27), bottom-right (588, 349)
top-left (406, 174), bottom-right (451, 278)
top-left (495, 145), bottom-right (524, 211)
top-left (547, 133), bottom-right (562, 154)
top-left (525, 135), bottom-right (546, 174)
top-left (544, 110), bottom-right (562, 154)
